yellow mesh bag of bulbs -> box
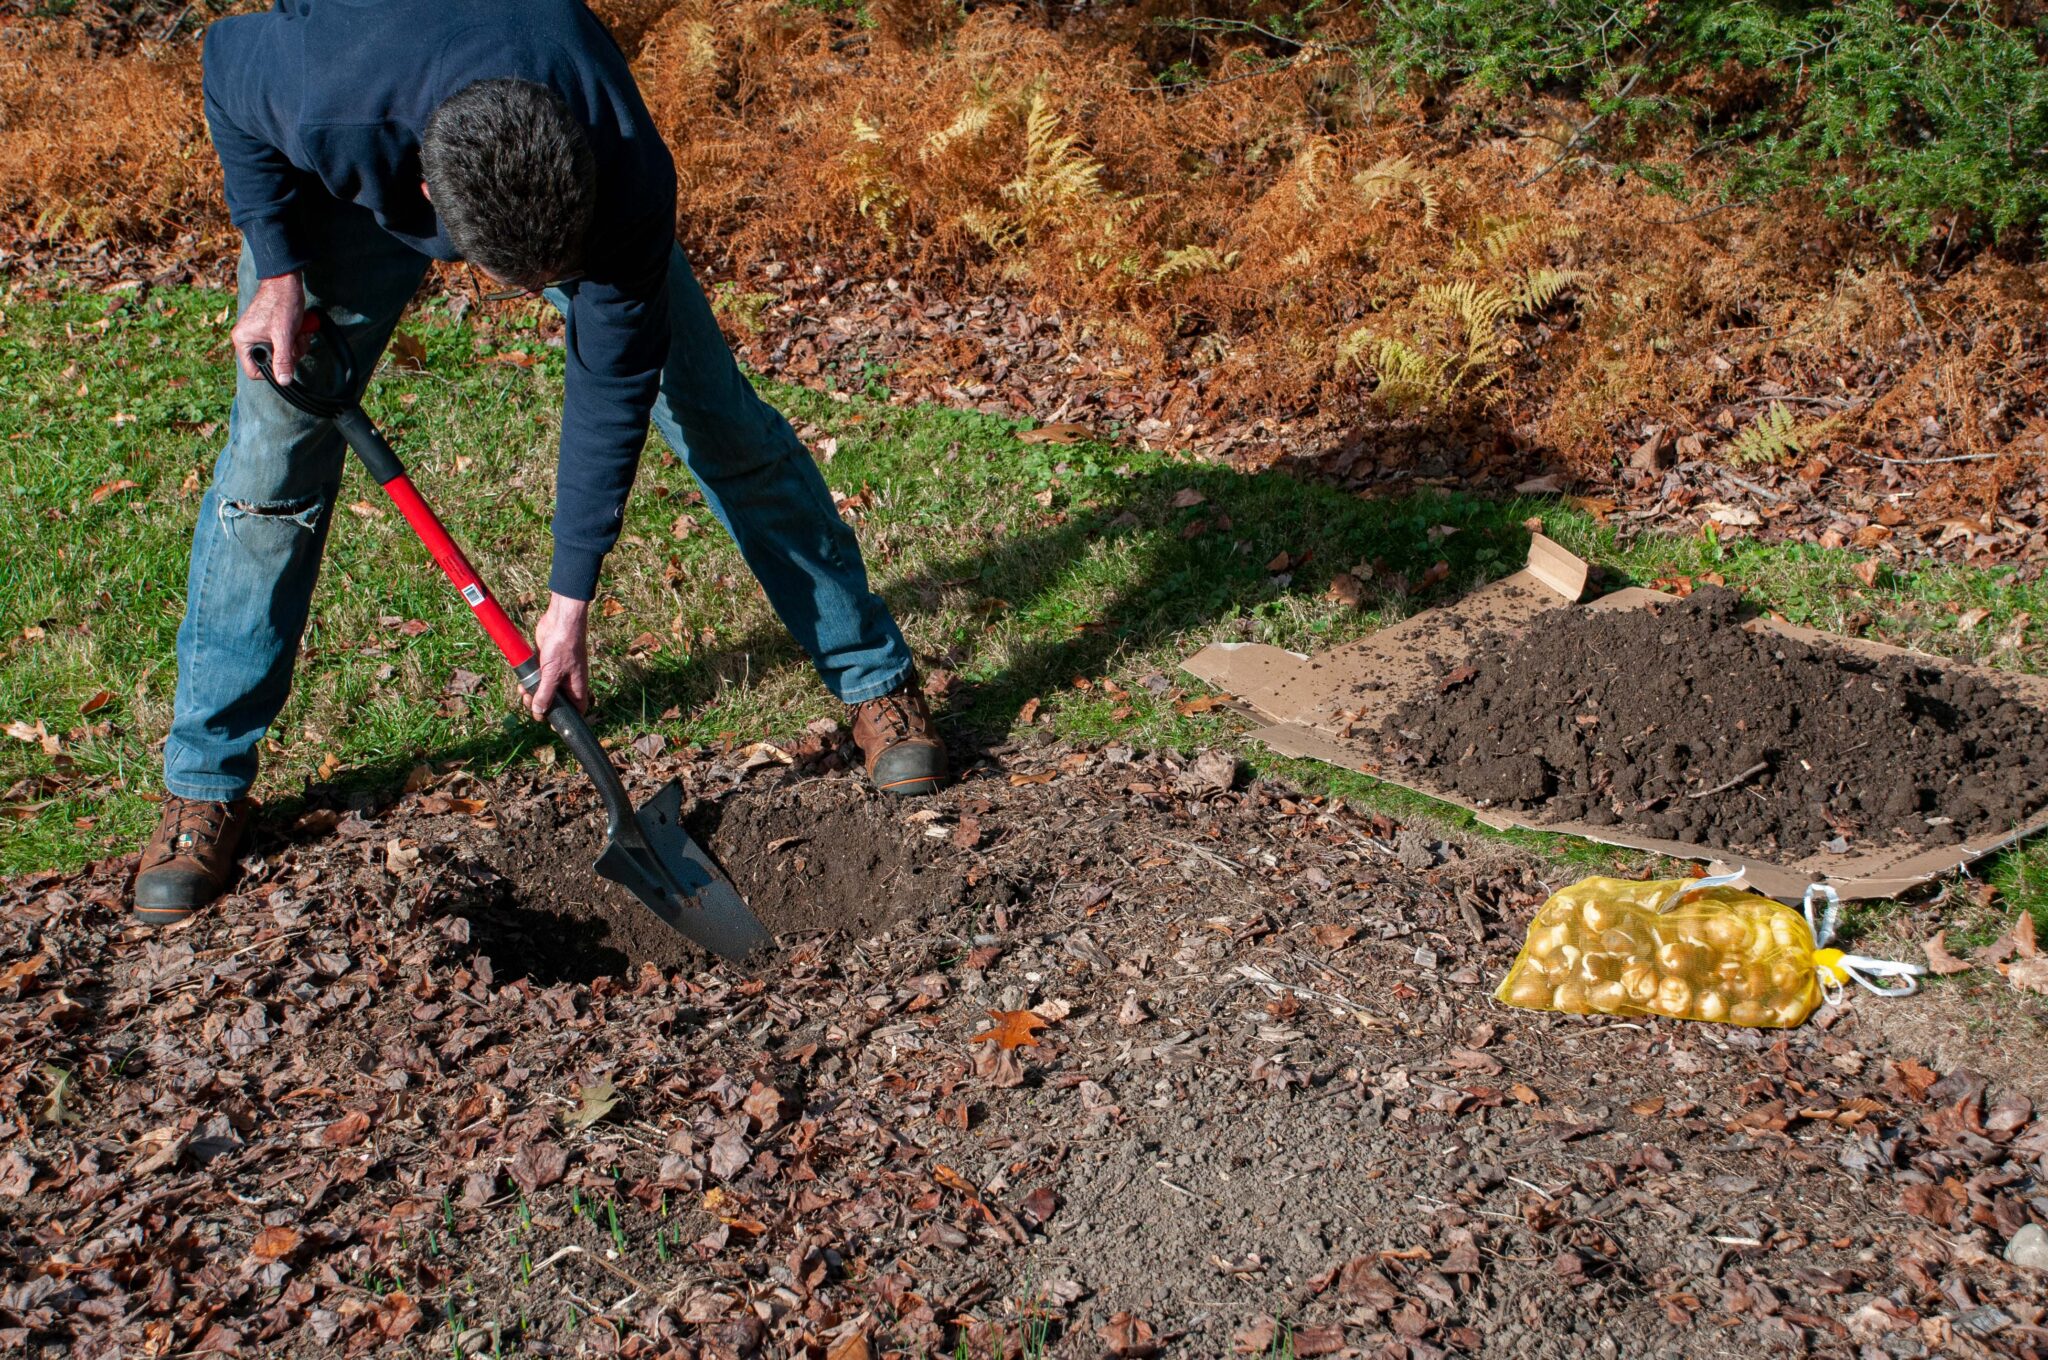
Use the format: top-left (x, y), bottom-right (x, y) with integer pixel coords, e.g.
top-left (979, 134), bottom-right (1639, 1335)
top-left (1496, 872), bottom-right (1923, 1028)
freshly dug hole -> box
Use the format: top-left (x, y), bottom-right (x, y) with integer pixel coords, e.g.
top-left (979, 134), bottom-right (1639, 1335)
top-left (469, 776), bottom-right (957, 980)
top-left (1382, 587), bottom-right (2048, 859)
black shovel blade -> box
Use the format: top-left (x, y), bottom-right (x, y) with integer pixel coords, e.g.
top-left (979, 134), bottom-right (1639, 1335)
top-left (593, 781), bottom-right (771, 962)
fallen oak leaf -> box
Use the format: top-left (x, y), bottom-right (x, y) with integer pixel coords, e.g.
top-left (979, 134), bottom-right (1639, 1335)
top-left (1922, 932), bottom-right (1973, 976)
top-left (972, 1009), bottom-right (1051, 1051)
top-left (38, 1065), bottom-right (82, 1126)
top-left (563, 1077), bottom-right (620, 1132)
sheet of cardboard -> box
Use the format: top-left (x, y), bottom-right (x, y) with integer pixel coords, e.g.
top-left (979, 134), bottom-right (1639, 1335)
top-left (1184, 535), bottom-right (2048, 901)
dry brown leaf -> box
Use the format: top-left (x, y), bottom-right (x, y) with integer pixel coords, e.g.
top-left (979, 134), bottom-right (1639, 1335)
top-left (2004, 955), bottom-right (2048, 995)
top-left (1008, 770), bottom-right (1056, 786)
top-left (1017, 421), bottom-right (1093, 444)
top-left (1853, 558), bottom-right (1881, 587)
top-left (1310, 924), bottom-right (1358, 950)
top-left (249, 1226), bottom-right (300, 1261)
top-left (77, 690), bottom-right (111, 716)
top-left (1169, 488), bottom-right (1206, 509)
top-left (323, 1110), bottom-right (373, 1147)
top-left (1174, 692), bottom-right (1227, 715)
top-left (89, 477), bottom-right (140, 504)
top-left (972, 1009), bottom-right (1051, 1050)
top-left (385, 331), bottom-right (428, 373)
top-left (1922, 931), bottom-right (1973, 976)
top-left (1100, 1312), bottom-right (1160, 1359)
top-left (1018, 696), bottom-right (1041, 725)
top-left (825, 1332), bottom-right (871, 1360)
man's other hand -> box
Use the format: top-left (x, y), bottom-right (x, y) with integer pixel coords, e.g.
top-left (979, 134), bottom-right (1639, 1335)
top-left (233, 273), bottom-right (309, 385)
top-left (527, 593), bottom-right (592, 720)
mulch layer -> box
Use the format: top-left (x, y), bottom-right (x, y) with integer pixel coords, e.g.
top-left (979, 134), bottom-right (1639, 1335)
top-left (4, 737), bottom-right (2048, 1358)
top-left (1381, 587), bottom-right (2048, 861)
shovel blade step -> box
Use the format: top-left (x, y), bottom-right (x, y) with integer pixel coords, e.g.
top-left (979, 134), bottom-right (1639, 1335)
top-left (593, 781), bottom-right (771, 962)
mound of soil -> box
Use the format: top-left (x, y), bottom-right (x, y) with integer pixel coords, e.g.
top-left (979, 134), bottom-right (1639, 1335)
top-left (1383, 586), bottom-right (2048, 858)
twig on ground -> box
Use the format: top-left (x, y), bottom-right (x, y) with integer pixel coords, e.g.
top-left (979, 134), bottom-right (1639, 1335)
top-left (1516, 67), bottom-right (1644, 189)
top-left (1687, 760), bottom-right (1770, 800)
top-left (1866, 449), bottom-right (2043, 466)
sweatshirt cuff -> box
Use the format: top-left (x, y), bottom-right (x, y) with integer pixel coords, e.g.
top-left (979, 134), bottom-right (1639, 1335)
top-left (548, 544), bottom-right (605, 602)
top-left (239, 214), bottom-right (309, 280)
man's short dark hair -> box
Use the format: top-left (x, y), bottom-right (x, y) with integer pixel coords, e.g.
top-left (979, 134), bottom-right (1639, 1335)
top-left (422, 79), bottom-right (595, 290)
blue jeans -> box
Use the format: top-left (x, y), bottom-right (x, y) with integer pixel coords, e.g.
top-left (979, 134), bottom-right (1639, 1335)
top-left (163, 210), bottom-right (912, 801)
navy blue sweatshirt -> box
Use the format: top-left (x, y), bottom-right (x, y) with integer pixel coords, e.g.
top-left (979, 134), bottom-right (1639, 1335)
top-left (201, 0), bottom-right (678, 600)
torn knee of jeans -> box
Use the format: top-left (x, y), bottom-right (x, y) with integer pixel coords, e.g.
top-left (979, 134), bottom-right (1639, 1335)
top-left (218, 492), bottom-right (325, 531)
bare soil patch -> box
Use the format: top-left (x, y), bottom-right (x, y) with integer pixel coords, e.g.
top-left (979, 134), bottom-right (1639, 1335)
top-left (4, 741), bottom-right (2047, 1357)
top-left (462, 773), bottom-right (961, 983)
top-left (1384, 586), bottom-right (2048, 860)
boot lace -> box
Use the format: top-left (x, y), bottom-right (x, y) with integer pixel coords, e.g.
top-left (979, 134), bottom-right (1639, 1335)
top-left (165, 797), bottom-right (232, 853)
top-left (859, 693), bottom-right (921, 744)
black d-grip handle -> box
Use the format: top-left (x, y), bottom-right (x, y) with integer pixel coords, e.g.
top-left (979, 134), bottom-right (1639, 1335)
top-left (246, 311), bottom-right (405, 484)
top-left (247, 308), bottom-right (356, 419)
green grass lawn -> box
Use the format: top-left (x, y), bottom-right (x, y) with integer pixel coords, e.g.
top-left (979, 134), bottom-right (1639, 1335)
top-left (3, 278), bottom-right (2044, 929)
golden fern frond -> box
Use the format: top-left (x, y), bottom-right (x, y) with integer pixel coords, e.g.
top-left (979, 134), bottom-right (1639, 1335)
top-left (1417, 280), bottom-right (1514, 334)
top-left (960, 208), bottom-right (1022, 252)
top-left (1352, 154), bottom-right (1438, 226)
top-left (845, 114), bottom-right (906, 239)
top-left (1369, 337), bottom-right (1454, 408)
top-left (998, 91), bottom-right (1106, 241)
top-left (679, 18), bottom-right (718, 81)
top-left (1511, 266), bottom-right (1588, 315)
top-left (1729, 403), bottom-right (1811, 467)
top-left (1291, 137), bottom-right (1336, 211)
top-left (920, 98), bottom-right (996, 162)
top-left (1151, 244), bottom-right (1242, 284)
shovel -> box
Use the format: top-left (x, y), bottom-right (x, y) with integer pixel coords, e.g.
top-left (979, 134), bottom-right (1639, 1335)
top-left (249, 309), bottom-right (771, 962)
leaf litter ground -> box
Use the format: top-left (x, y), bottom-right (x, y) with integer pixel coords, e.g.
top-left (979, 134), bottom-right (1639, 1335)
top-left (4, 738), bottom-right (2048, 1357)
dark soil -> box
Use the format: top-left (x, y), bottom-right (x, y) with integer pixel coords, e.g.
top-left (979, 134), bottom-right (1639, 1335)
top-left (5, 739), bottom-right (2048, 1359)
top-left (1383, 586), bottom-right (2048, 859)
top-left (470, 773), bottom-right (959, 982)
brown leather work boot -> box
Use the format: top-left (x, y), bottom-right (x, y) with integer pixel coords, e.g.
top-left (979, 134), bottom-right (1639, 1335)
top-left (850, 675), bottom-right (949, 797)
top-left (133, 796), bottom-right (253, 926)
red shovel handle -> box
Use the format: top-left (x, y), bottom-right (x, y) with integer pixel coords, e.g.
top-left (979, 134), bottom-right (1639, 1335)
top-left (251, 312), bottom-right (642, 844)
top-left (250, 316), bottom-right (538, 680)
top-left (330, 408), bottom-right (538, 676)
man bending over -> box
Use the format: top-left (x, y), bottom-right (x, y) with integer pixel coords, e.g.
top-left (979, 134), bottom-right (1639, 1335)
top-left (134, 0), bottom-right (947, 923)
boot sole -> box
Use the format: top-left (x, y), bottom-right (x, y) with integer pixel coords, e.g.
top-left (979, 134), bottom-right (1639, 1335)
top-left (876, 773), bottom-right (946, 797)
top-left (132, 903), bottom-right (200, 927)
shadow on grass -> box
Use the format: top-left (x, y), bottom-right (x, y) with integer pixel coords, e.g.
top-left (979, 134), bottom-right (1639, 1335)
top-left (294, 460), bottom-right (1547, 822)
